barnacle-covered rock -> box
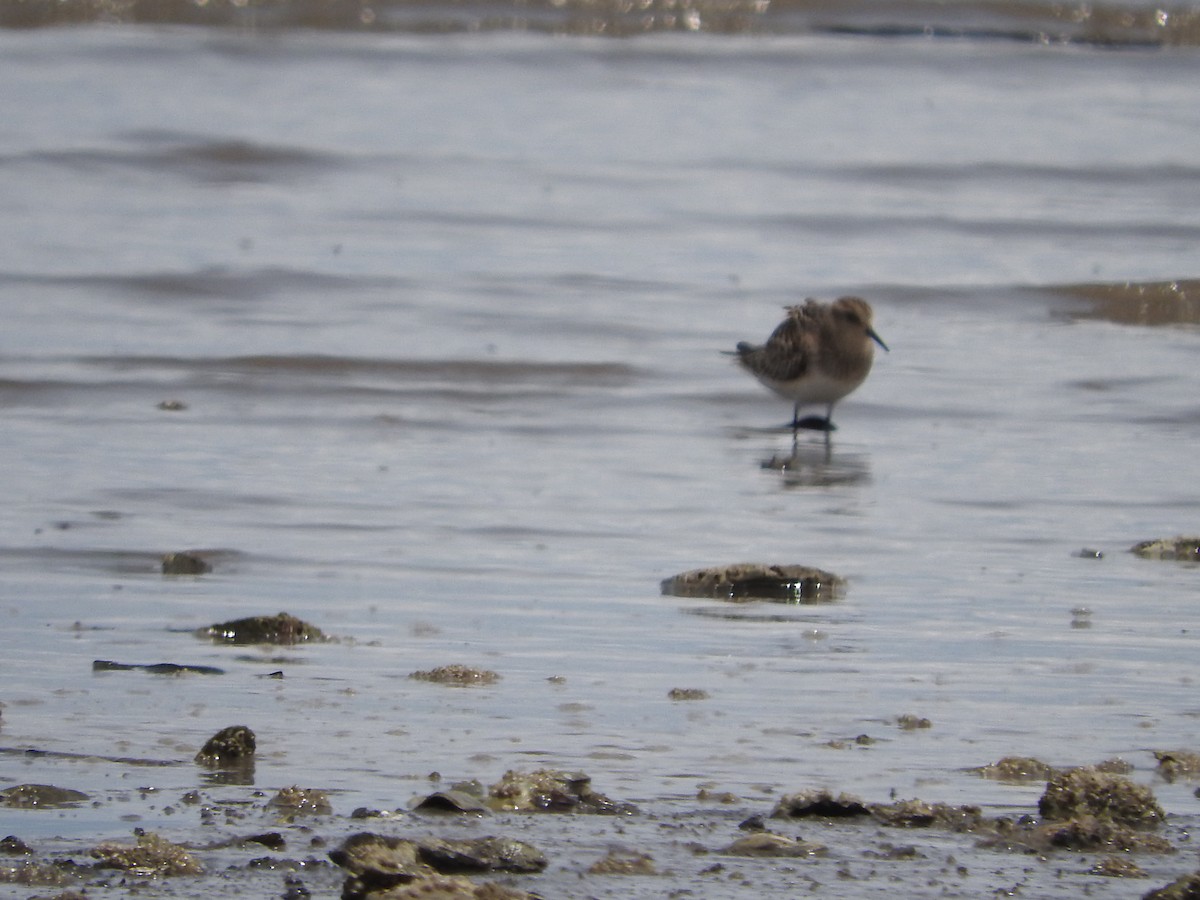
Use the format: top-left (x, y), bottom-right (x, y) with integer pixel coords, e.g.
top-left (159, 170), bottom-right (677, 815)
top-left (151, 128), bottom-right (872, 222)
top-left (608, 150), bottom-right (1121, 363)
top-left (661, 563), bottom-right (843, 602)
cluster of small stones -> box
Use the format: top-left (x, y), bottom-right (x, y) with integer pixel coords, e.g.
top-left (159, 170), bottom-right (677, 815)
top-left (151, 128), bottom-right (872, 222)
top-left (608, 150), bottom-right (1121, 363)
top-left (660, 563), bottom-right (844, 602)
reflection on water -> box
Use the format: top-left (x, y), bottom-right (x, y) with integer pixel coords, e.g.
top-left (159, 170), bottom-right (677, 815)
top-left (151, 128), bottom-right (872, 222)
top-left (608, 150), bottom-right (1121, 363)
top-left (760, 438), bottom-right (873, 488)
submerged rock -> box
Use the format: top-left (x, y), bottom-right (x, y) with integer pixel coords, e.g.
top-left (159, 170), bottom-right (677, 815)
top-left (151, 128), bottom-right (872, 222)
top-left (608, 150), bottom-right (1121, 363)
top-left (1154, 750), bottom-right (1200, 782)
top-left (487, 769), bottom-right (636, 814)
top-left (0, 784), bottom-right (89, 809)
top-left (1130, 537), bottom-right (1200, 562)
top-left (1038, 767), bottom-right (1164, 828)
top-left (202, 612), bottom-right (327, 645)
top-left (587, 849), bottom-right (659, 874)
top-left (408, 665), bottom-right (500, 686)
top-left (970, 756), bottom-right (1058, 781)
top-left (91, 831), bottom-right (203, 876)
top-left (161, 551), bottom-right (212, 575)
top-left (93, 660), bottom-right (224, 676)
top-left (194, 725), bottom-right (256, 766)
top-left (660, 563), bottom-right (844, 602)
top-left (667, 687), bottom-right (709, 701)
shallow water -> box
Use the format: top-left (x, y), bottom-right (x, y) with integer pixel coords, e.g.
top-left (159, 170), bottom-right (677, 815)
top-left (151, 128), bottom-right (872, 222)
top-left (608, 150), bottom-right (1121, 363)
top-left (2, 16), bottom-right (1200, 899)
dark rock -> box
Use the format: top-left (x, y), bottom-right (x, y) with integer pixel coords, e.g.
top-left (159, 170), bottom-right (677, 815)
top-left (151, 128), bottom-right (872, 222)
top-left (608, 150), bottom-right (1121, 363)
top-left (93, 660), bottom-right (224, 675)
top-left (194, 725), bottom-right (256, 766)
top-left (203, 612), bottom-right (326, 645)
top-left (413, 791), bottom-right (489, 814)
top-left (770, 789), bottom-right (870, 819)
top-left (660, 563), bottom-right (844, 602)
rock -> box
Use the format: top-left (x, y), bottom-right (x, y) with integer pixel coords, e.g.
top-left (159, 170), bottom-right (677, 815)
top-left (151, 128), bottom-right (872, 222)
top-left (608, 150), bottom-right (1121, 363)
top-left (1154, 750), bottom-right (1200, 782)
top-left (1091, 855), bottom-right (1147, 877)
top-left (269, 786), bottom-right (332, 816)
top-left (487, 769), bottom-right (636, 814)
top-left (408, 665), bottom-right (499, 686)
top-left (161, 551), bottom-right (212, 575)
top-left (413, 791), bottom-right (489, 814)
top-left (0, 835), bottom-right (34, 855)
top-left (970, 756), bottom-right (1058, 781)
top-left (0, 784), bottom-right (89, 808)
top-left (869, 799), bottom-right (985, 830)
top-left (1038, 767), bottom-right (1164, 828)
top-left (722, 832), bottom-right (827, 857)
top-left (1130, 537), bottom-right (1200, 561)
top-left (93, 660), bottom-right (224, 676)
top-left (330, 833), bottom-right (432, 893)
top-left (91, 831), bottom-right (203, 876)
top-left (417, 837), bottom-right (546, 874)
top-left (329, 833), bottom-right (543, 900)
top-left (1143, 872), bottom-right (1200, 899)
top-left (1037, 815), bottom-right (1173, 853)
top-left (203, 612), bottom-right (327, 645)
top-left (660, 563), bottom-right (844, 602)
top-left (587, 849), bottom-right (658, 874)
top-left (194, 725), bottom-right (256, 766)
top-left (770, 789), bottom-right (870, 819)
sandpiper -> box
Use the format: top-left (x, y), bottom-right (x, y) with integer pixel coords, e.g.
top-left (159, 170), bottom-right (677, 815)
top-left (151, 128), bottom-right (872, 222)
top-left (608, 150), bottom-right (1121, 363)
top-left (733, 296), bottom-right (888, 434)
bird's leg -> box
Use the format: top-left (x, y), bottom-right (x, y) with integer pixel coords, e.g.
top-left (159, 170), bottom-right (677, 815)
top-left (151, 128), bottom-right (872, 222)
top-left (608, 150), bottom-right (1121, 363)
top-left (792, 402), bottom-right (801, 436)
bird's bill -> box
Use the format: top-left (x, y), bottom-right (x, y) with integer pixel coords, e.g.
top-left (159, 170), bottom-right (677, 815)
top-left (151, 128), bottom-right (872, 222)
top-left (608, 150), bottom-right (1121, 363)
top-left (868, 328), bottom-right (889, 352)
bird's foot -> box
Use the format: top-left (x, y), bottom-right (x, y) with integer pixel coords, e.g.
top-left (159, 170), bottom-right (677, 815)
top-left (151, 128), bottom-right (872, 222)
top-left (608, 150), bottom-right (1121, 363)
top-left (792, 415), bottom-right (836, 432)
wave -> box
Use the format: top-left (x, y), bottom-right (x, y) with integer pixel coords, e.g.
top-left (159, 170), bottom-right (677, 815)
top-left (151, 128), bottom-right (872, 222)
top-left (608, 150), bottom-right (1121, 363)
top-left (3, 0), bottom-right (1200, 45)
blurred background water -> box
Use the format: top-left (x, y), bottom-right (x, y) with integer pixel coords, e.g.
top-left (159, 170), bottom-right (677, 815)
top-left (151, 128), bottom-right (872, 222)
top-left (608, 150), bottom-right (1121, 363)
top-left (1, 2), bottom-right (1199, 896)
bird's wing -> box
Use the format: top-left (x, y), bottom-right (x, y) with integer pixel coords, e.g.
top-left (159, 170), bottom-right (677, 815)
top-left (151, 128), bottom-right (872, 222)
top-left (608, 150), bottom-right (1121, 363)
top-left (740, 317), bottom-right (813, 382)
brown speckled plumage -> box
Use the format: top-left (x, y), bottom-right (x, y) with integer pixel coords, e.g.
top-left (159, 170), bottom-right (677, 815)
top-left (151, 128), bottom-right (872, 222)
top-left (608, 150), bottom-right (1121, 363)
top-left (734, 296), bottom-right (887, 430)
